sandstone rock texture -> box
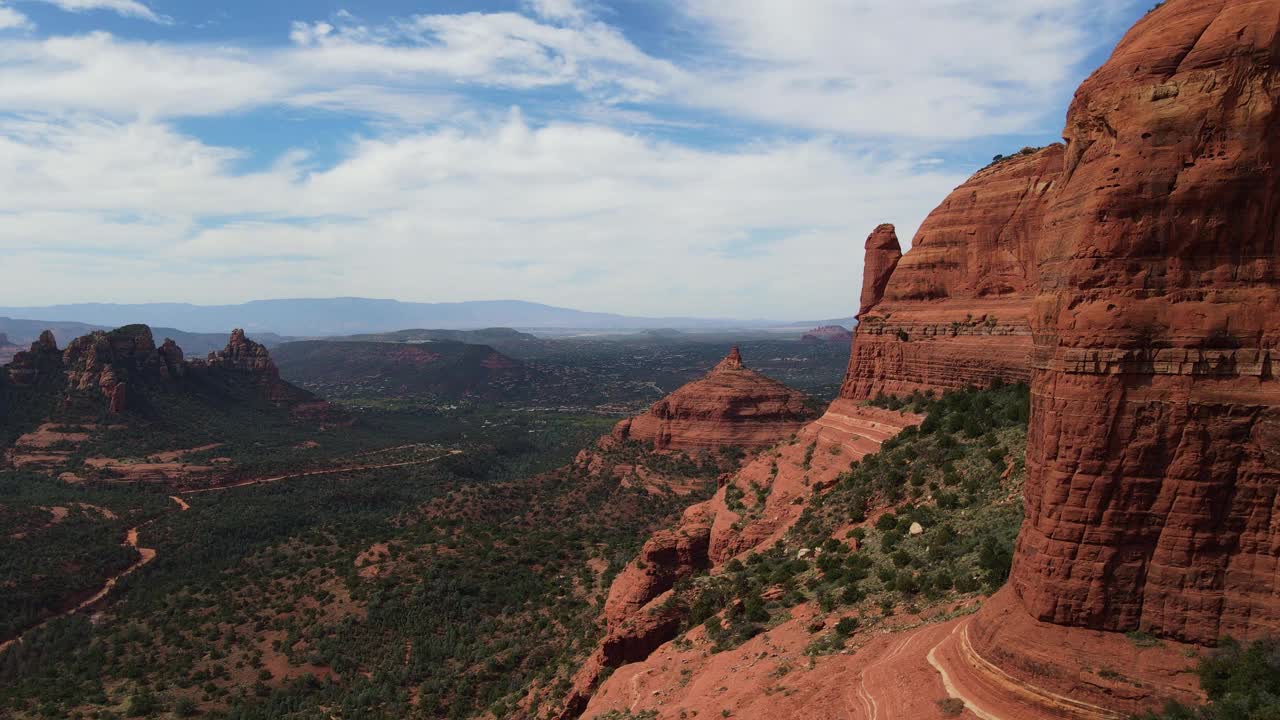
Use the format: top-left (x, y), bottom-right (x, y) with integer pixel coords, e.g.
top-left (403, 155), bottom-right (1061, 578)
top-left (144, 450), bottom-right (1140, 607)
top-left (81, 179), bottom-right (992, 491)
top-left (612, 347), bottom-right (818, 451)
top-left (1009, 0), bottom-right (1280, 645)
top-left (563, 399), bottom-right (920, 717)
top-left (602, 503), bottom-right (714, 629)
top-left (858, 224), bottom-right (903, 316)
top-left (842, 146), bottom-right (1063, 400)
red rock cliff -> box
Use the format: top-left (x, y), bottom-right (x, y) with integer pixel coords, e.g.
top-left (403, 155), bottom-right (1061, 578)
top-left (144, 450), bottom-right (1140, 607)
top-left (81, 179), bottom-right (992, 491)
top-left (842, 145), bottom-right (1064, 400)
top-left (612, 347), bottom-right (817, 452)
top-left (858, 224), bottom-right (903, 315)
top-left (1008, 0), bottom-right (1280, 645)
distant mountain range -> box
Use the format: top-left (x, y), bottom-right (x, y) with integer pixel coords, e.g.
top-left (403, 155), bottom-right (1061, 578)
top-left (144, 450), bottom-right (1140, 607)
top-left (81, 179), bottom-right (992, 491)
top-left (0, 299), bottom-right (855, 337)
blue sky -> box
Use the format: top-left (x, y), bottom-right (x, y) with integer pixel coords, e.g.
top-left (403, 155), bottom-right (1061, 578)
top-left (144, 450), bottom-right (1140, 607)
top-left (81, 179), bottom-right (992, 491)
top-left (0, 0), bottom-right (1147, 320)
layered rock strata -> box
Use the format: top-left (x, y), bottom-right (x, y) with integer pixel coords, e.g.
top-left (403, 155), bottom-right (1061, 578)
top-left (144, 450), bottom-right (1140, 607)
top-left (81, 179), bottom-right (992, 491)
top-left (563, 400), bottom-right (920, 717)
top-left (842, 146), bottom-right (1064, 400)
top-left (1007, 0), bottom-right (1280, 645)
top-left (612, 347), bottom-right (818, 451)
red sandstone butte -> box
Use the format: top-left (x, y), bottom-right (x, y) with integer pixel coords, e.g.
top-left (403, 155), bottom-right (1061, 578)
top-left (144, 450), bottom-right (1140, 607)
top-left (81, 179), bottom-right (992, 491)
top-left (1008, 0), bottom-right (1280, 645)
top-left (842, 146), bottom-right (1064, 400)
top-left (612, 347), bottom-right (817, 452)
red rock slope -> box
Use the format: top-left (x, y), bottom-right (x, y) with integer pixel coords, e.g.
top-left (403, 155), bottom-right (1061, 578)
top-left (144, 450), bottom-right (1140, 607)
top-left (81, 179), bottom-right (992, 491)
top-left (612, 347), bottom-right (818, 451)
top-left (1006, 0), bottom-right (1280, 646)
top-left (563, 395), bottom-right (920, 716)
top-left (842, 147), bottom-right (1063, 400)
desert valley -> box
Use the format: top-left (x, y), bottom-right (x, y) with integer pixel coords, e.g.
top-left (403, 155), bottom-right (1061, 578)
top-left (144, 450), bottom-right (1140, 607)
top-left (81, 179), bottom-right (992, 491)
top-left (2, 0), bottom-right (1279, 719)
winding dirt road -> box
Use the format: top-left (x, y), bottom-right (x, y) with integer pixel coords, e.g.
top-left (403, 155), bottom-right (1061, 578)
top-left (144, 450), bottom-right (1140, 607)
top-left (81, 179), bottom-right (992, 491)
top-left (0, 451), bottom-right (458, 657)
top-left (0, 494), bottom-right (186, 656)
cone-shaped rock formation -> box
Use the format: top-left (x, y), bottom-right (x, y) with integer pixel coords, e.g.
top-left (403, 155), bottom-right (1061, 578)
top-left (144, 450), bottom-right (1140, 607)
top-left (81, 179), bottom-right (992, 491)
top-left (612, 347), bottom-right (817, 452)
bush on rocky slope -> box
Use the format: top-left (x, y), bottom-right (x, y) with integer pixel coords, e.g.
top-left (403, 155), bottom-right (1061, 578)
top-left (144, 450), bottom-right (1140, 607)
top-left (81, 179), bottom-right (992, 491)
top-left (1140, 637), bottom-right (1280, 720)
top-left (657, 383), bottom-right (1030, 655)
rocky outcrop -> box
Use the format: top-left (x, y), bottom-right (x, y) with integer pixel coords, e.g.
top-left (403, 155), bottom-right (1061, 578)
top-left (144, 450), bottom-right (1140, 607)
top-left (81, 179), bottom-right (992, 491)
top-left (208, 328), bottom-right (279, 377)
top-left (1006, 0), bottom-right (1280, 645)
top-left (800, 325), bottom-right (855, 344)
top-left (4, 326), bottom-right (315, 418)
top-left (612, 347), bottom-right (817, 452)
top-left (603, 503), bottom-right (714, 629)
top-left (563, 400), bottom-right (921, 717)
top-left (858, 224), bottom-right (903, 315)
top-left (204, 329), bottom-right (301, 405)
top-left (62, 325), bottom-right (165, 413)
top-left (842, 145), bottom-right (1064, 400)
top-left (6, 331), bottom-right (64, 387)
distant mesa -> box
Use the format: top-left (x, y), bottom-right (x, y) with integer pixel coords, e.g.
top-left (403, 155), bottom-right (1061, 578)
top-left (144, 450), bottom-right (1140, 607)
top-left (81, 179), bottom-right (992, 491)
top-left (271, 338), bottom-right (533, 401)
top-left (611, 346), bottom-right (817, 452)
top-left (800, 325), bottom-right (853, 344)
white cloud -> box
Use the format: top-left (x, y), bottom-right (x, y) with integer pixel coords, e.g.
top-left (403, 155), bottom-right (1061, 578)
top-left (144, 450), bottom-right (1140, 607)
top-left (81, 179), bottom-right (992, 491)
top-left (0, 1), bottom-right (1146, 317)
top-left (287, 11), bottom-right (683, 102)
top-left (523, 0), bottom-right (591, 24)
top-left (671, 0), bottom-right (1135, 137)
top-left (0, 2), bottom-right (1132, 138)
top-left (0, 2), bottom-right (32, 30)
top-left (0, 9), bottom-right (681, 120)
top-left (0, 114), bottom-right (965, 318)
top-left (32, 0), bottom-right (165, 23)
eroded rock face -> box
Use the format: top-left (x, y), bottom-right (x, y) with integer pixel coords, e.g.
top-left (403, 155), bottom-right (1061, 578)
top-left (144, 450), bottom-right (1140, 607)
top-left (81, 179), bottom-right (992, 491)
top-left (5, 326), bottom-right (312, 417)
top-left (613, 347), bottom-right (817, 451)
top-left (562, 400), bottom-right (920, 717)
top-left (842, 146), bottom-right (1064, 400)
top-left (1009, 0), bottom-right (1280, 645)
top-left (603, 503), bottom-right (714, 629)
top-left (858, 224), bottom-right (903, 316)
top-left (62, 325), bottom-right (164, 412)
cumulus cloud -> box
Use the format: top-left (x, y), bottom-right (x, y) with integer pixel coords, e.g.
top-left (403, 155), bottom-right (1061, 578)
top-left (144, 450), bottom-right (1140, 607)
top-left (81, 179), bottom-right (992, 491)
top-left (0, 1), bottom-right (1144, 316)
top-left (0, 2), bottom-right (32, 30)
top-left (0, 113), bottom-right (964, 317)
top-left (32, 0), bottom-right (166, 23)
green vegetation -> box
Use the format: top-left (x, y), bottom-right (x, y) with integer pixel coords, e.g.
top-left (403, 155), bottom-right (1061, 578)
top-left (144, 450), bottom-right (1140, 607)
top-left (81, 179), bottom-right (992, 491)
top-left (661, 383), bottom-right (1030, 654)
top-left (1139, 638), bottom-right (1280, 720)
top-left (0, 473), bottom-right (170, 639)
top-left (0, 402), bottom-right (727, 719)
